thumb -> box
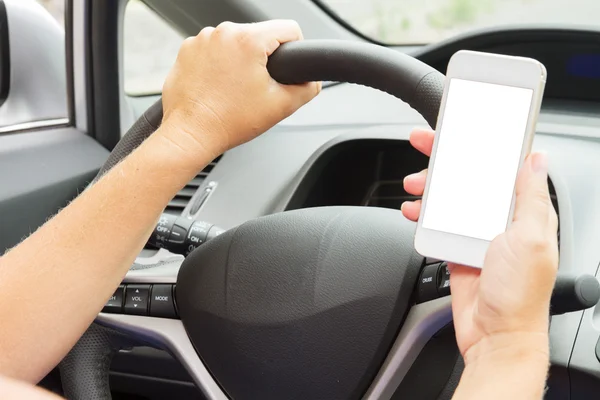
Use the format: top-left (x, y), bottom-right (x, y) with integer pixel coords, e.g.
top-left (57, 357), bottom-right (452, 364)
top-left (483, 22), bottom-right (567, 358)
top-left (513, 152), bottom-right (552, 229)
top-left (278, 81), bottom-right (322, 114)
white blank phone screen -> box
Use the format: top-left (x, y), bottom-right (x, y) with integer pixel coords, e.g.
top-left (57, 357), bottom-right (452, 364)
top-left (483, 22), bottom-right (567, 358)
top-left (421, 78), bottom-right (534, 241)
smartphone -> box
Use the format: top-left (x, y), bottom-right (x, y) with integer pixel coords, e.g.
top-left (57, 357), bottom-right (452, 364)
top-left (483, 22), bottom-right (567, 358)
top-left (414, 50), bottom-right (547, 268)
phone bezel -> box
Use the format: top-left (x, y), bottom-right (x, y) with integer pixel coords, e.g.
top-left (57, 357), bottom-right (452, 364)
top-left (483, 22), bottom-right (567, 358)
top-left (414, 50), bottom-right (547, 268)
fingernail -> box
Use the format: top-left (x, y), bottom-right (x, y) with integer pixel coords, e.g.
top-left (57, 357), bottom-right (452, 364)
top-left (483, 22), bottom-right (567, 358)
top-left (404, 169), bottom-right (426, 182)
top-left (403, 174), bottom-right (414, 185)
top-left (531, 152), bottom-right (548, 175)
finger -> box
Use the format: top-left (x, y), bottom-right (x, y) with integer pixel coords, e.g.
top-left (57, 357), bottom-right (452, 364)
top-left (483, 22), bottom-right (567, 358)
top-left (409, 128), bottom-right (435, 157)
top-left (449, 263), bottom-right (481, 324)
top-left (279, 81), bottom-right (322, 115)
top-left (513, 151), bottom-right (553, 236)
top-left (401, 200), bottom-right (421, 221)
top-left (448, 263), bottom-right (480, 280)
top-left (404, 169), bottom-right (427, 196)
top-left (196, 26), bottom-right (215, 39)
top-left (246, 19), bottom-right (304, 55)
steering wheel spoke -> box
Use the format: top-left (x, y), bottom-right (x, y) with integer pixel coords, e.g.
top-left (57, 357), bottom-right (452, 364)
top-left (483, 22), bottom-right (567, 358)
top-left (92, 246), bottom-right (453, 400)
top-left (364, 297), bottom-right (452, 399)
top-left (95, 314), bottom-right (227, 399)
top-left (95, 290), bottom-right (451, 400)
top-left (85, 257), bottom-right (228, 399)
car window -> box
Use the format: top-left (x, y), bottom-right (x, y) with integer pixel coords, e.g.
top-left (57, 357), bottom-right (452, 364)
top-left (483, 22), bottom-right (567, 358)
top-left (318, 0), bottom-right (600, 45)
top-left (123, 0), bottom-right (185, 96)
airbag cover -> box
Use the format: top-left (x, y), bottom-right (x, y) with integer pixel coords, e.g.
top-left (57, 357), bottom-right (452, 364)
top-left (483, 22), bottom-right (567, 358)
top-left (176, 206), bottom-right (423, 400)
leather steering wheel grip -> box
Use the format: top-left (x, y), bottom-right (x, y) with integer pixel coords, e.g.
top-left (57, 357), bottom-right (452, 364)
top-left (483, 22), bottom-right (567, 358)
top-left (94, 40), bottom-right (444, 181)
top-left (58, 324), bottom-right (135, 400)
top-left (267, 40), bottom-right (444, 129)
top-left (60, 40), bottom-right (445, 400)
top-left (92, 99), bottom-right (163, 183)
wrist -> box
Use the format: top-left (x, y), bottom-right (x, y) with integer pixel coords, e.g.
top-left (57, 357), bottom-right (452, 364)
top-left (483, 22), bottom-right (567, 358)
top-left (464, 332), bottom-right (549, 368)
top-left (158, 112), bottom-right (226, 168)
top-left (454, 333), bottom-right (550, 400)
top-left (130, 129), bottom-right (216, 194)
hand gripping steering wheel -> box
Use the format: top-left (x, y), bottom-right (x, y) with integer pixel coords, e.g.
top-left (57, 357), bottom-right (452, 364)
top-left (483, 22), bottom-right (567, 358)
top-left (59, 40), bottom-right (447, 400)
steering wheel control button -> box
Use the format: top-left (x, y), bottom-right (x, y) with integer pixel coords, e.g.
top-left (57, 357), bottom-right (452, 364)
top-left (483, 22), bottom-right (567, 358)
top-left (150, 284), bottom-right (177, 319)
top-left (151, 214), bottom-right (177, 249)
top-left (146, 213), bottom-right (226, 256)
top-left (168, 223), bottom-right (189, 245)
top-left (417, 264), bottom-right (440, 303)
top-left (186, 221), bottom-right (213, 255)
top-left (437, 262), bottom-right (451, 297)
top-left (102, 285), bottom-right (124, 313)
top-left (124, 284), bottom-right (150, 316)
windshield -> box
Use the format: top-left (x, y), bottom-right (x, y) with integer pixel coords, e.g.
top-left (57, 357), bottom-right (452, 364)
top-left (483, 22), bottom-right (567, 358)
top-left (319, 0), bottom-right (600, 44)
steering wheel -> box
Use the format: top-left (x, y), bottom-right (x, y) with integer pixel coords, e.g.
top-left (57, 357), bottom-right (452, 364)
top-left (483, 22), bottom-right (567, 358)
top-left (59, 40), bottom-right (448, 400)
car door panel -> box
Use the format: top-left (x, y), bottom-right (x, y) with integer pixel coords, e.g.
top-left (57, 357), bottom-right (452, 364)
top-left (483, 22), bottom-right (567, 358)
top-left (0, 127), bottom-right (108, 252)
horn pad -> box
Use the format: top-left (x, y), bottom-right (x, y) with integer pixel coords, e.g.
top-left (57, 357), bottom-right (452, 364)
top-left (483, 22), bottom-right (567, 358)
top-left (176, 206), bottom-right (423, 400)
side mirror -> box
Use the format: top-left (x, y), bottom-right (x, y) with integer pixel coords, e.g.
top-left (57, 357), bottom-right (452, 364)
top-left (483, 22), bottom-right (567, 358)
top-left (0, 0), bottom-right (9, 108)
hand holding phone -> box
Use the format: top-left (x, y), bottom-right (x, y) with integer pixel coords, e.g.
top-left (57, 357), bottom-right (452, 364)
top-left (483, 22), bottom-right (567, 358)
top-left (414, 50), bottom-right (547, 268)
top-left (403, 128), bottom-right (559, 397)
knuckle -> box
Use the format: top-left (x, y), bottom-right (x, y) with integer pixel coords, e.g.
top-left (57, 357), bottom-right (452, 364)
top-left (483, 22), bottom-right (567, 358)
top-left (197, 26), bottom-right (214, 40)
top-left (180, 36), bottom-right (196, 51)
top-left (315, 81), bottom-right (323, 96)
top-left (215, 21), bottom-right (236, 34)
top-left (285, 19), bottom-right (301, 33)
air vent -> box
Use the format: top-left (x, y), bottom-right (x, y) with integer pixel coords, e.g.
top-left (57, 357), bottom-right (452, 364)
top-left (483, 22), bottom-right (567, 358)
top-left (362, 180), bottom-right (416, 209)
top-left (164, 155), bottom-right (222, 216)
top-left (363, 178), bottom-right (560, 249)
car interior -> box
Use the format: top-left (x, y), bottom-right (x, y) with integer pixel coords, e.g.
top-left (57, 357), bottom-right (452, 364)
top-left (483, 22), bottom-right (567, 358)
top-left (3, 0), bottom-right (600, 399)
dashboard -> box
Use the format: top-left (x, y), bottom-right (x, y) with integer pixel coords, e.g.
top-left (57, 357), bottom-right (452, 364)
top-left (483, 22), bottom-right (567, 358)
top-left (417, 27), bottom-right (600, 103)
top-left (122, 27), bottom-right (600, 399)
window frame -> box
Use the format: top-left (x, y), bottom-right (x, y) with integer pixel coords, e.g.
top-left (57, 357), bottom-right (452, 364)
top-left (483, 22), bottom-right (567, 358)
top-left (312, 0), bottom-right (394, 47)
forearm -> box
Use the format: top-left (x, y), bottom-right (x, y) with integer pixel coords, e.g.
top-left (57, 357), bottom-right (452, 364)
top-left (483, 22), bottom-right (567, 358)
top-left (452, 334), bottom-right (550, 400)
top-left (0, 127), bottom-right (212, 382)
top-left (0, 375), bottom-right (62, 400)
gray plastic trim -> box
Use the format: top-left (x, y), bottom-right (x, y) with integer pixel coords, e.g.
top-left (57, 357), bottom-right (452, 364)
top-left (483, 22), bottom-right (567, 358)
top-left (72, 0), bottom-right (88, 132)
top-left (96, 314), bottom-right (227, 400)
top-left (123, 261), bottom-right (180, 284)
top-left (363, 297), bottom-right (453, 400)
top-left (0, 117), bottom-right (68, 133)
top-left (125, 249), bottom-right (182, 283)
top-left (101, 263), bottom-right (453, 400)
top-left (0, 127), bottom-right (109, 251)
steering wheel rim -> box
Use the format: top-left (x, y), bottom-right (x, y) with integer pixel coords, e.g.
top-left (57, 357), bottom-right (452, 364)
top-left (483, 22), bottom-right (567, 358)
top-left (60, 39), bottom-right (448, 400)
top-left (93, 39), bottom-right (444, 183)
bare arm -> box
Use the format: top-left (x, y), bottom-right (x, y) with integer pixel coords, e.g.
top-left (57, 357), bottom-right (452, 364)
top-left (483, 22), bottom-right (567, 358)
top-left (0, 373), bottom-right (66, 399)
top-left (452, 334), bottom-right (549, 400)
top-left (0, 20), bottom-right (319, 383)
top-left (0, 130), bottom-right (206, 381)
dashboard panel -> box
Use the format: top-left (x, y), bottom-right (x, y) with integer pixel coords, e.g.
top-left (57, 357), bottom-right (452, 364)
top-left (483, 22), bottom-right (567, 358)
top-left (415, 28), bottom-right (600, 103)
top-left (124, 27), bottom-right (600, 399)
top-left (284, 139), bottom-right (558, 221)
